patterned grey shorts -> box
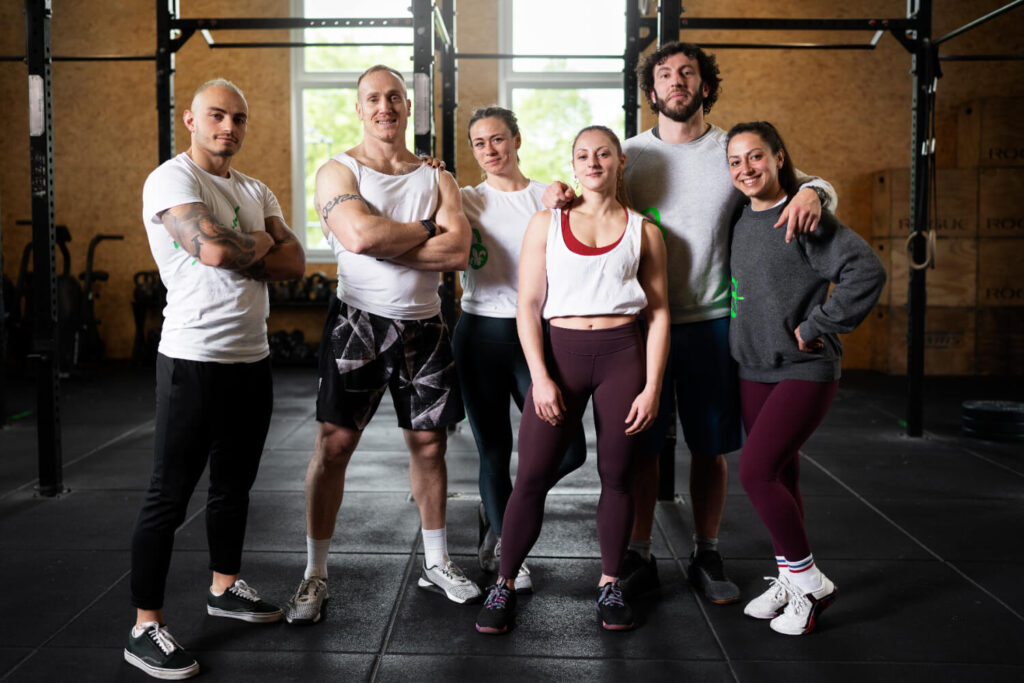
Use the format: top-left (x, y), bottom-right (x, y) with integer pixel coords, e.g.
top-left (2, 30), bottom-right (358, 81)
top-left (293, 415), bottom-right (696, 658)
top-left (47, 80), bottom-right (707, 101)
top-left (316, 299), bottom-right (464, 431)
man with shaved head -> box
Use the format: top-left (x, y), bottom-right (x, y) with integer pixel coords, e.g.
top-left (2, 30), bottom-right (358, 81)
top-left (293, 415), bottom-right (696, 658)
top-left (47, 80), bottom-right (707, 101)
top-left (283, 64), bottom-right (477, 626)
top-left (126, 78), bottom-right (305, 680)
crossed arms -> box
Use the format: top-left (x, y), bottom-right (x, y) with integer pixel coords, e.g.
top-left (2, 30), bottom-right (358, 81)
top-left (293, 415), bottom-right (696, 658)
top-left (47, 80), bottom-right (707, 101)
top-left (313, 159), bottom-right (471, 271)
top-left (159, 202), bottom-right (305, 281)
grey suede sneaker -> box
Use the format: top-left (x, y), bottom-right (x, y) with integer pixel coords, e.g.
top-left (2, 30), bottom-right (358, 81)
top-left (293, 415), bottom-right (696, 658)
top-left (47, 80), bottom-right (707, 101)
top-left (688, 549), bottom-right (740, 604)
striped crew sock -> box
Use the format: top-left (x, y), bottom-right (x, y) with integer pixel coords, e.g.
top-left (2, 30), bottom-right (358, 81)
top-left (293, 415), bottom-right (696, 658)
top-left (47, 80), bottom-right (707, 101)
top-left (776, 555), bottom-right (788, 577)
top-left (786, 553), bottom-right (824, 594)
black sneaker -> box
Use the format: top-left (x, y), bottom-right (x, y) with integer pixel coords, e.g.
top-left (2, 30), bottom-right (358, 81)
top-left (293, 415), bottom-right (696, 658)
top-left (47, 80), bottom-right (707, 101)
top-left (596, 581), bottom-right (635, 631)
top-left (618, 550), bottom-right (660, 598)
top-left (688, 549), bottom-right (740, 604)
top-left (475, 582), bottom-right (517, 634)
top-left (207, 579), bottom-right (283, 622)
top-left (123, 622), bottom-right (199, 680)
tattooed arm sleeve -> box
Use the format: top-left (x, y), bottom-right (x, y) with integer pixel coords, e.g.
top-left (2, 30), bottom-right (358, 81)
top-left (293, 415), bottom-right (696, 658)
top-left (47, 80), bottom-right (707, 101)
top-left (159, 202), bottom-right (274, 271)
top-left (239, 215), bottom-right (306, 281)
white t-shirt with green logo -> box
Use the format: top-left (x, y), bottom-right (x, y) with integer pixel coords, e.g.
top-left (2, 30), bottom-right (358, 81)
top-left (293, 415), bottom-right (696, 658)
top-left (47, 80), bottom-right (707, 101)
top-left (142, 152), bottom-right (281, 363)
top-left (459, 179), bottom-right (545, 318)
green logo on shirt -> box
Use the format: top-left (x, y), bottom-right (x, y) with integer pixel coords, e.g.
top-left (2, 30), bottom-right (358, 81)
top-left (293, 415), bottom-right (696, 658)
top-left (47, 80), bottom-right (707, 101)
top-left (642, 207), bottom-right (667, 241)
top-left (232, 205), bottom-right (240, 230)
top-left (469, 228), bottom-right (488, 270)
top-left (730, 277), bottom-right (744, 318)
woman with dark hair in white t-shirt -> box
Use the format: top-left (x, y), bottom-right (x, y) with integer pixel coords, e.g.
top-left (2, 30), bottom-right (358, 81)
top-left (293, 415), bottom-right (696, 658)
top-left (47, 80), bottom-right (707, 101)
top-left (453, 107), bottom-right (588, 594)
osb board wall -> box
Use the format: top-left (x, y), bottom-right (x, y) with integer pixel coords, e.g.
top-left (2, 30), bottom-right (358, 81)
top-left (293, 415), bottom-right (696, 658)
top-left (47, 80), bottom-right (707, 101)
top-left (634, 0), bottom-right (1024, 369)
top-left (0, 0), bottom-right (291, 360)
top-left (3, 1), bottom-right (1023, 364)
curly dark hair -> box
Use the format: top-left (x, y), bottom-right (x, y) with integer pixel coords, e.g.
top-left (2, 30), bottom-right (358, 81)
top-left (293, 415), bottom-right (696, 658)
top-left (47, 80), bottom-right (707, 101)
top-left (637, 42), bottom-right (721, 115)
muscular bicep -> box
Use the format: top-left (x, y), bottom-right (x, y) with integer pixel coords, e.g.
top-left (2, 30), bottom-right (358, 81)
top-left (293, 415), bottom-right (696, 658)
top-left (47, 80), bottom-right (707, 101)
top-left (314, 161), bottom-right (371, 240)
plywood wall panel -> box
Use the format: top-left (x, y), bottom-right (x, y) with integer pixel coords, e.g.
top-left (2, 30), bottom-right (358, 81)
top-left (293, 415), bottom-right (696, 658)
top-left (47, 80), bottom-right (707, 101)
top-left (3, 0), bottom-right (1024, 363)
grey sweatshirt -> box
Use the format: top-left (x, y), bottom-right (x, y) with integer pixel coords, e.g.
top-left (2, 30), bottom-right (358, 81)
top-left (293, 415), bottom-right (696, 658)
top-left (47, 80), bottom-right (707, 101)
top-left (623, 125), bottom-right (837, 325)
top-left (728, 203), bottom-right (886, 383)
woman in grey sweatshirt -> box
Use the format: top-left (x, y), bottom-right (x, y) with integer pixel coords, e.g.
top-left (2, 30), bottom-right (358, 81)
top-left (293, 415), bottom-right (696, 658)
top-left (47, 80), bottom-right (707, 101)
top-left (725, 121), bottom-right (885, 636)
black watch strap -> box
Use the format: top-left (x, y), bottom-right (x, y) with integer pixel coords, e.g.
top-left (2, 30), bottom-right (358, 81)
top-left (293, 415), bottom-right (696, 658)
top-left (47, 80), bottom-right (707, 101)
top-left (421, 219), bottom-right (437, 238)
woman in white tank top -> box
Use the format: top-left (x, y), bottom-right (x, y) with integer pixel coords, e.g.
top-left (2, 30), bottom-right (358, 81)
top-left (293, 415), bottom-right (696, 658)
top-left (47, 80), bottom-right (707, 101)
top-left (475, 125), bottom-right (671, 635)
top-left (452, 107), bottom-right (587, 595)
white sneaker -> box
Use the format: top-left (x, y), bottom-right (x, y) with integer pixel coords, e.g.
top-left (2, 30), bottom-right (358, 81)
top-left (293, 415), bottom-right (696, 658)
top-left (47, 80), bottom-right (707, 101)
top-left (770, 575), bottom-right (837, 635)
top-left (284, 576), bottom-right (329, 625)
top-left (514, 562), bottom-right (533, 594)
top-left (744, 575), bottom-right (791, 620)
top-left (417, 559), bottom-right (483, 604)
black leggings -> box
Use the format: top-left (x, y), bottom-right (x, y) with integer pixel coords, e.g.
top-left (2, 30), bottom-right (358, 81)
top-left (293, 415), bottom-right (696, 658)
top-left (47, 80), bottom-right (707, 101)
top-left (452, 312), bottom-right (587, 536)
top-left (500, 322), bottom-right (650, 578)
top-left (130, 354), bottom-right (273, 610)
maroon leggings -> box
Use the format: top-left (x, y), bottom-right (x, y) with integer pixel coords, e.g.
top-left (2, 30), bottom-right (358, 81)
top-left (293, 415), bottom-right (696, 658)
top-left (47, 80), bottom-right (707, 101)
top-left (738, 378), bottom-right (838, 561)
top-left (500, 322), bottom-right (650, 578)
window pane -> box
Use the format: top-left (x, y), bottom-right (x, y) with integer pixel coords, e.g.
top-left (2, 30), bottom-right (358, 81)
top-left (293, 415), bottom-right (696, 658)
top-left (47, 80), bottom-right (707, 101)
top-left (511, 88), bottom-right (625, 185)
top-left (512, 0), bottom-right (624, 72)
top-left (304, 0), bottom-right (413, 73)
top-left (301, 88), bottom-right (414, 250)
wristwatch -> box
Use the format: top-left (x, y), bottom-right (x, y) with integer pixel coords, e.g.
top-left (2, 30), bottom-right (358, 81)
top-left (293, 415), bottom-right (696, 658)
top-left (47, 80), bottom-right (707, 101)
top-left (811, 186), bottom-right (828, 209)
top-left (421, 219), bottom-right (437, 238)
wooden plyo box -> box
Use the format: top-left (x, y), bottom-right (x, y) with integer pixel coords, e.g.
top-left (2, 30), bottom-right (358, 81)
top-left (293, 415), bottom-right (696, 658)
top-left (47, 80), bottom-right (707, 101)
top-left (873, 305), bottom-right (976, 375)
top-left (978, 238), bottom-right (1024, 307)
top-left (888, 236), bottom-right (977, 307)
top-left (957, 97), bottom-right (1024, 169)
top-left (871, 168), bottom-right (978, 238)
top-left (979, 168), bottom-right (1024, 238)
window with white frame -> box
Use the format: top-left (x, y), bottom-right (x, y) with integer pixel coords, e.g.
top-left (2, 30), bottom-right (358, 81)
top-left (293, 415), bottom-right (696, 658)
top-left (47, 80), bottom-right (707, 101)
top-left (499, 0), bottom-right (627, 184)
top-left (291, 0), bottom-right (414, 257)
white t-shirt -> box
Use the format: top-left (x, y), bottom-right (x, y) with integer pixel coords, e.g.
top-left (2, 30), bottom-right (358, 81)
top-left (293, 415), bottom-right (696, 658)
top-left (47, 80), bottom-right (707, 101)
top-left (459, 179), bottom-right (545, 318)
top-left (327, 152), bottom-right (441, 320)
top-left (142, 152), bottom-right (281, 363)
top-left (542, 208), bottom-right (647, 319)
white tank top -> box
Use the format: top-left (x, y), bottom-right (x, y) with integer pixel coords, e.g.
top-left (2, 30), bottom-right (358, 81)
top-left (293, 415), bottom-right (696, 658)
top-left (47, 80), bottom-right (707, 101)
top-left (327, 151), bottom-right (441, 320)
top-left (459, 179), bottom-right (545, 318)
top-left (542, 207), bottom-right (647, 319)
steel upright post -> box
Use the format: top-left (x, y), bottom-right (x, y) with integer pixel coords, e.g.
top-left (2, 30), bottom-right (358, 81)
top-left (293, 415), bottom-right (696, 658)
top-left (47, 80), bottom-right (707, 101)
top-left (906, 0), bottom-right (933, 437)
top-left (156, 0), bottom-right (175, 163)
top-left (25, 0), bottom-right (64, 496)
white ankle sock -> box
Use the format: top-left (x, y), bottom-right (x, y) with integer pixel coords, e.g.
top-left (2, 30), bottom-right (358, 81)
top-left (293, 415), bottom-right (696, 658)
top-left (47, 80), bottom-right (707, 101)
top-left (132, 622), bottom-right (158, 637)
top-left (305, 537), bottom-right (331, 579)
top-left (775, 555), bottom-right (788, 577)
top-left (628, 539), bottom-right (652, 562)
top-left (786, 554), bottom-right (824, 594)
top-left (422, 527), bottom-right (448, 568)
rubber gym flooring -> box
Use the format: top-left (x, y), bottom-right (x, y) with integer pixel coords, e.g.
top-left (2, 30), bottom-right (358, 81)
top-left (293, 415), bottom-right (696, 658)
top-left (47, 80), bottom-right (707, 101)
top-left (0, 365), bottom-right (1022, 682)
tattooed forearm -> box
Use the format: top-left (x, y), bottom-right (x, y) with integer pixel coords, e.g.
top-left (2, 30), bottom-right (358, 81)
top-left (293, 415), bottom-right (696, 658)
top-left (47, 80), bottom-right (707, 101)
top-left (162, 202), bottom-right (261, 270)
top-left (241, 257), bottom-right (270, 281)
top-left (320, 193), bottom-right (364, 223)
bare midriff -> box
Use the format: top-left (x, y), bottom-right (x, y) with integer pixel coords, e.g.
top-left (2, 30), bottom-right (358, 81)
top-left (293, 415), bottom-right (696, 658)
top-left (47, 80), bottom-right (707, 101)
top-left (549, 314), bottom-right (636, 330)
